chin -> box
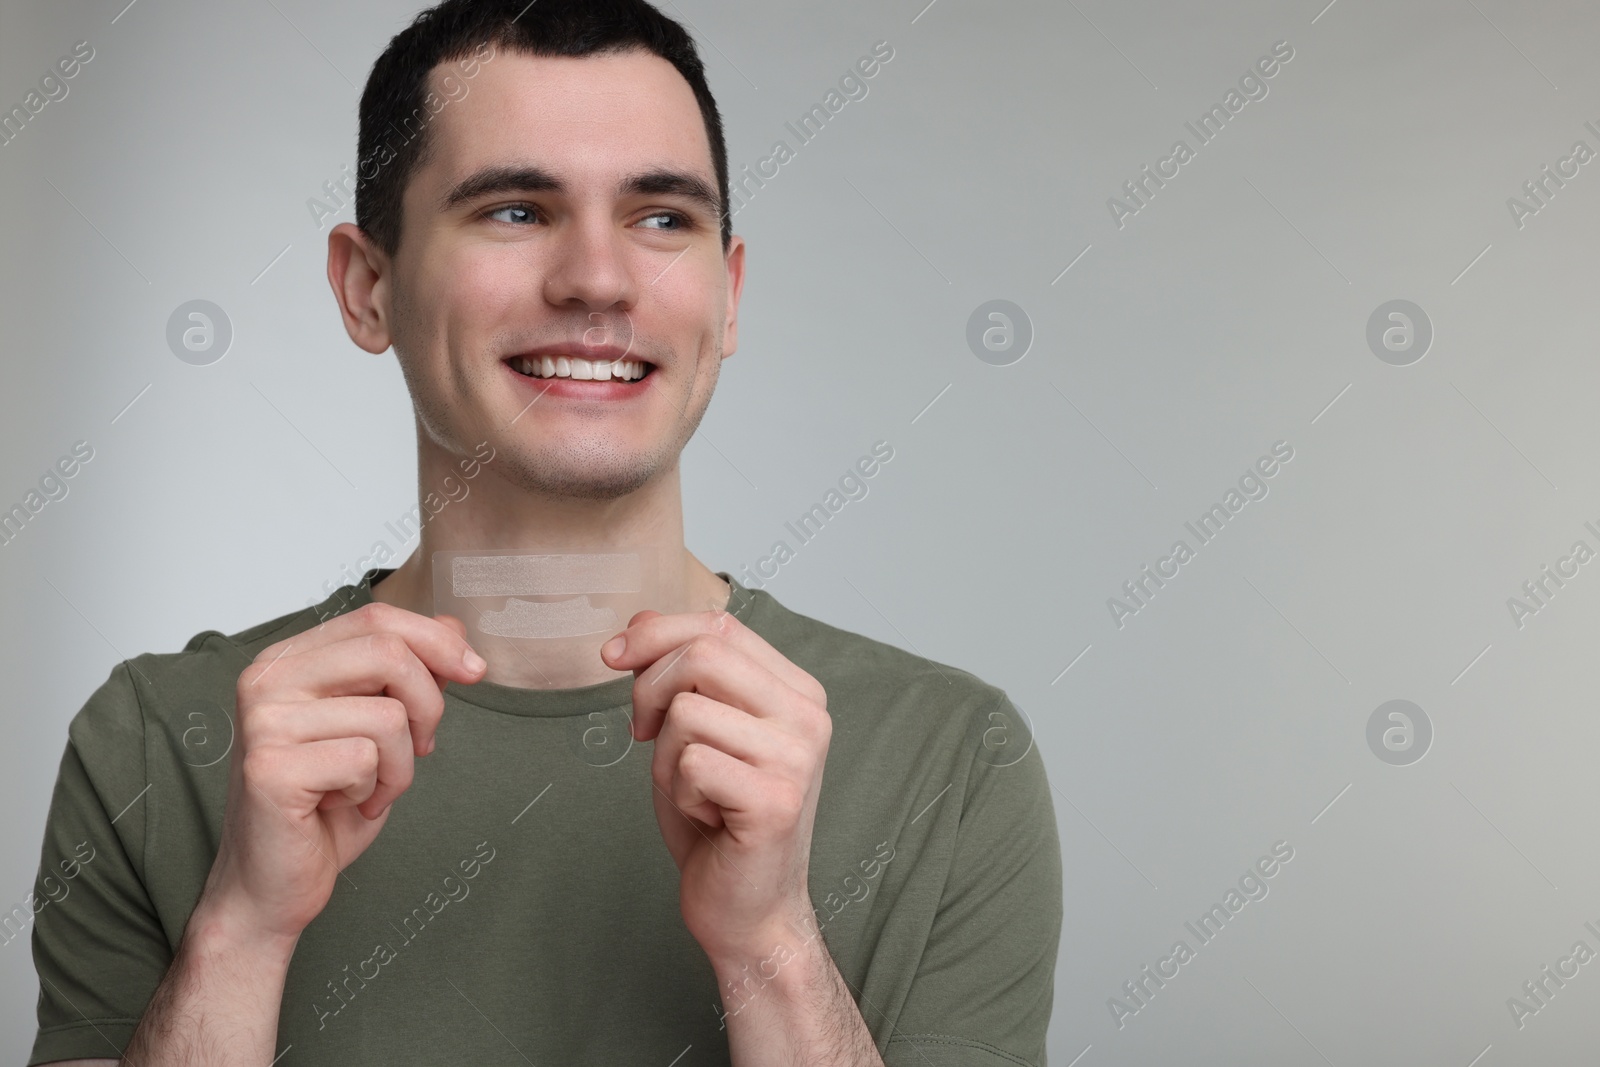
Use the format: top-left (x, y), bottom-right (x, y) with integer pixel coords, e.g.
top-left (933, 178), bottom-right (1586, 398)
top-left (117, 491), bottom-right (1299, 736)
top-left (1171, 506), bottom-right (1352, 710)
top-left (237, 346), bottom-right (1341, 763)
top-left (500, 447), bottom-right (667, 501)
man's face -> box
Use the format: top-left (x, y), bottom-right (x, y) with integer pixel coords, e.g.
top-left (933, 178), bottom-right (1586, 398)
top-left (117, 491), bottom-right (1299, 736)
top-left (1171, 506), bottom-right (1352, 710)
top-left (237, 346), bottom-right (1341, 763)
top-left (382, 47), bottom-right (741, 500)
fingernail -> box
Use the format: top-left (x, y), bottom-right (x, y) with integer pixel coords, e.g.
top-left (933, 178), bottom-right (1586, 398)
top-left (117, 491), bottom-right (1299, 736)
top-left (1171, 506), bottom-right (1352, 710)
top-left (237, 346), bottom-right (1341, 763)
top-left (601, 635), bottom-right (625, 660)
top-left (424, 736), bottom-right (436, 756)
top-left (463, 647), bottom-right (487, 673)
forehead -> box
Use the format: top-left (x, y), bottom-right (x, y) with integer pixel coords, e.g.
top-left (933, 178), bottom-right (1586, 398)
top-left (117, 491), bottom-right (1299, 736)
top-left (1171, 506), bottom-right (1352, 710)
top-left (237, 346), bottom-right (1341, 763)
top-left (419, 47), bottom-right (714, 191)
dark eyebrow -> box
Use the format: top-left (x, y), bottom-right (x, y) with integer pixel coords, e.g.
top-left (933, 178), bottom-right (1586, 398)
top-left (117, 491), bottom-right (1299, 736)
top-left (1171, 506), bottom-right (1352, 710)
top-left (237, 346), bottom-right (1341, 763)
top-left (621, 169), bottom-right (723, 221)
top-left (438, 164), bottom-right (723, 220)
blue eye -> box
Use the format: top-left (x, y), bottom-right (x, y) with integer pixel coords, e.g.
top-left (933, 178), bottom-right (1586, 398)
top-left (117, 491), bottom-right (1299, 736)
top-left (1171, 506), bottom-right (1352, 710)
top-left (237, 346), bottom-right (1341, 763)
top-left (485, 204), bottom-right (537, 225)
top-left (639, 211), bottom-right (689, 231)
top-left (480, 205), bottom-right (693, 230)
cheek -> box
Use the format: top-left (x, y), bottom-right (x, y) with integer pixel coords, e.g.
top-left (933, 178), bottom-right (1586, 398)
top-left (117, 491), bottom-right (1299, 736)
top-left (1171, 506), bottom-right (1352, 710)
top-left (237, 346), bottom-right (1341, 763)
top-left (647, 268), bottom-right (704, 324)
top-left (395, 259), bottom-right (504, 371)
top-left (629, 272), bottom-right (711, 367)
top-left (444, 248), bottom-right (531, 322)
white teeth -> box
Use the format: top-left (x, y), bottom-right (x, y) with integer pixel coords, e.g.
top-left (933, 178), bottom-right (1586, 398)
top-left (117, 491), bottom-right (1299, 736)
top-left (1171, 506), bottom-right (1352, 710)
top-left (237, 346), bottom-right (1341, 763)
top-left (511, 355), bottom-right (650, 381)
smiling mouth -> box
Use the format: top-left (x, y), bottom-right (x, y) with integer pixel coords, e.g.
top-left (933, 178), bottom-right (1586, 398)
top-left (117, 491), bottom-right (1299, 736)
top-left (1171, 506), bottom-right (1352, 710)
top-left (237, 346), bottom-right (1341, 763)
top-left (506, 355), bottom-right (653, 382)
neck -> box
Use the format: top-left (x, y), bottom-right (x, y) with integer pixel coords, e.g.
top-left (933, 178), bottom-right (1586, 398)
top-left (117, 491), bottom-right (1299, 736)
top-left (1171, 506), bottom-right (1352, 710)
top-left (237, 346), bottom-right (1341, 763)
top-left (370, 435), bottom-right (729, 689)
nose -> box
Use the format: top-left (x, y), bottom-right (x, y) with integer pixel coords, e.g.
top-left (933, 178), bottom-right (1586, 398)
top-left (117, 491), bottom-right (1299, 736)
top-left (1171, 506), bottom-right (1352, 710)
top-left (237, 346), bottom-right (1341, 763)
top-left (540, 210), bottom-right (637, 314)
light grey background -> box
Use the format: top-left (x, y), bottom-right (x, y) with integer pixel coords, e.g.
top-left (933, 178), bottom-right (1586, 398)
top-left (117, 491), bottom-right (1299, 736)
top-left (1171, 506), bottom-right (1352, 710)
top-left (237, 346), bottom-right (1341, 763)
top-left (3, 0), bottom-right (1598, 1063)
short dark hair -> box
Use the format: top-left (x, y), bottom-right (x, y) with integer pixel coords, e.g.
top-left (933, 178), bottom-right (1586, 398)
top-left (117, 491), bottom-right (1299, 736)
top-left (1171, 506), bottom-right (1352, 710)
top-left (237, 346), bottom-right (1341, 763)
top-left (355, 0), bottom-right (730, 258)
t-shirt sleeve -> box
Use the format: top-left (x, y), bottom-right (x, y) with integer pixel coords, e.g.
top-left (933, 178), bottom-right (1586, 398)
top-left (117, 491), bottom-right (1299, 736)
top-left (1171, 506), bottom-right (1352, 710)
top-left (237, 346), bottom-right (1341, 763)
top-left (884, 693), bottom-right (1063, 1067)
top-left (26, 660), bottom-right (172, 1065)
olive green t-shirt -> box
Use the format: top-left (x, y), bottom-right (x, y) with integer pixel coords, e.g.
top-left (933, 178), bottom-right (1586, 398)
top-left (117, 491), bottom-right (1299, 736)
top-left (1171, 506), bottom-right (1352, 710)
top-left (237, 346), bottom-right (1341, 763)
top-left (26, 571), bottom-right (1061, 1066)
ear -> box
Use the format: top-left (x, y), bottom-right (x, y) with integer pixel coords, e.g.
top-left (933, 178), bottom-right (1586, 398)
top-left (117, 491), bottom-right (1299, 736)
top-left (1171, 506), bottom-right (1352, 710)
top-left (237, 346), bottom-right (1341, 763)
top-left (720, 233), bottom-right (746, 360)
top-left (327, 221), bottom-right (394, 355)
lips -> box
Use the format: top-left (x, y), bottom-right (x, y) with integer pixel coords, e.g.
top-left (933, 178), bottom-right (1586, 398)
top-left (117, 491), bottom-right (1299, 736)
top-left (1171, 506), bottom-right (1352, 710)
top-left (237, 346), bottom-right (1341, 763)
top-left (501, 353), bottom-right (655, 405)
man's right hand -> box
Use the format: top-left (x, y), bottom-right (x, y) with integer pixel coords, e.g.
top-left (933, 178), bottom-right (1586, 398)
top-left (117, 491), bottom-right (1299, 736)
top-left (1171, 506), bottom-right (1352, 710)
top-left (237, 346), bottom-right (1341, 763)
top-left (196, 601), bottom-right (488, 946)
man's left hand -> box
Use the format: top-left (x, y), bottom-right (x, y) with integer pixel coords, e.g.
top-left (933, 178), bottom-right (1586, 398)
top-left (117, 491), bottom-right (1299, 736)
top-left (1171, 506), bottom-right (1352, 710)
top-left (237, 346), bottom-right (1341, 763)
top-left (601, 607), bottom-right (831, 964)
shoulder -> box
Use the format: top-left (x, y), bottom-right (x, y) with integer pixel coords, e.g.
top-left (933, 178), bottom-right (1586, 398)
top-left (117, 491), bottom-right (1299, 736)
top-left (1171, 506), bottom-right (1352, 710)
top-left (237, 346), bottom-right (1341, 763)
top-left (733, 582), bottom-right (1009, 722)
top-left (49, 592), bottom-right (347, 873)
top-left (67, 591), bottom-right (340, 753)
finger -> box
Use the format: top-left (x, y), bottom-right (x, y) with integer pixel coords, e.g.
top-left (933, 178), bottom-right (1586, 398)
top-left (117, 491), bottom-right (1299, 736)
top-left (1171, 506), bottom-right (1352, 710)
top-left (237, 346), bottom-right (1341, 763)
top-left (245, 632), bottom-right (450, 757)
top-left (252, 601), bottom-right (487, 687)
top-left (651, 692), bottom-right (790, 792)
top-left (424, 615), bottom-right (474, 698)
top-left (434, 614), bottom-right (468, 642)
top-left (624, 608), bottom-right (665, 628)
top-left (629, 636), bottom-right (808, 742)
top-left (249, 697), bottom-right (417, 819)
top-left (603, 609), bottom-right (821, 702)
top-left (243, 736), bottom-right (381, 817)
top-left (663, 742), bottom-right (776, 837)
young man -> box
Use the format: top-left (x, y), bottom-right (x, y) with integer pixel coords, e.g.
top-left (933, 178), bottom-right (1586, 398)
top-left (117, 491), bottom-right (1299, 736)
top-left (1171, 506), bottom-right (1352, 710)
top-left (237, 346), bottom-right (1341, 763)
top-left (26, 2), bottom-right (1061, 1064)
